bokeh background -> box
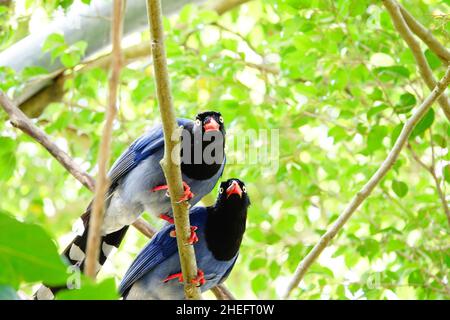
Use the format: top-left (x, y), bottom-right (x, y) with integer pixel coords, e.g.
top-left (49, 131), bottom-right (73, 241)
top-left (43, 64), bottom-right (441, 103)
top-left (0, 0), bottom-right (449, 299)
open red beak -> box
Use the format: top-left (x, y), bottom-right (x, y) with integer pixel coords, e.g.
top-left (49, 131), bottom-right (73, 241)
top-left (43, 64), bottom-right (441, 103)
top-left (226, 180), bottom-right (242, 198)
top-left (203, 118), bottom-right (220, 132)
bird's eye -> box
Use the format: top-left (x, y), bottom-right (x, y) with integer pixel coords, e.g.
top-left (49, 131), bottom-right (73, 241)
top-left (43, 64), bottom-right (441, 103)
top-left (219, 187), bottom-right (224, 194)
top-left (219, 116), bottom-right (224, 123)
top-left (195, 119), bottom-right (202, 126)
top-left (242, 186), bottom-right (247, 193)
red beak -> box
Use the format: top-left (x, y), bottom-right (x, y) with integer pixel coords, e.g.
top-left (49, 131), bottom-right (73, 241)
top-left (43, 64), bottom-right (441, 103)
top-left (226, 180), bottom-right (242, 198)
top-left (203, 118), bottom-right (220, 132)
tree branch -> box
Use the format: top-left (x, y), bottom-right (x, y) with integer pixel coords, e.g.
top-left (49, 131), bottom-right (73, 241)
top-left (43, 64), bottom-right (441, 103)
top-left (16, 0), bottom-right (253, 119)
top-left (211, 284), bottom-right (236, 300)
top-left (407, 144), bottom-right (450, 226)
top-left (0, 90), bottom-right (234, 298)
top-left (0, 91), bottom-right (96, 191)
top-left (282, 66), bottom-right (450, 299)
top-left (383, 0), bottom-right (450, 121)
top-left (146, 0), bottom-right (202, 300)
top-left (398, 3), bottom-right (450, 65)
top-left (210, 0), bottom-right (252, 15)
top-left (84, 0), bottom-right (124, 278)
top-left (0, 89), bottom-right (159, 243)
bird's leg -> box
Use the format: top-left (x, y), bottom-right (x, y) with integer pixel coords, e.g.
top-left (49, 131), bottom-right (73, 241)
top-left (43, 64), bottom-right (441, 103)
top-left (191, 269), bottom-right (205, 286)
top-left (163, 269), bottom-right (205, 287)
top-left (150, 181), bottom-right (194, 203)
top-left (169, 226), bottom-right (199, 244)
top-left (159, 214), bottom-right (174, 224)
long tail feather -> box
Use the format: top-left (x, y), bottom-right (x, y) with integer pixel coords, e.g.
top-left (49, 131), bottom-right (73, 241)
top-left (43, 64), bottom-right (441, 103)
top-left (34, 206), bottom-right (129, 300)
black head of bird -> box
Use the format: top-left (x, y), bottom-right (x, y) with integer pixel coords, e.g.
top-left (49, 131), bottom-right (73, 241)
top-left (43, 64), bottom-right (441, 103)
top-left (194, 111), bottom-right (226, 136)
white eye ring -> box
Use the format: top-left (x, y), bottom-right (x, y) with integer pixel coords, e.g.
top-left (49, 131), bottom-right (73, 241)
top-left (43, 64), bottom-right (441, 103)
top-left (219, 116), bottom-right (224, 123)
top-left (242, 186), bottom-right (247, 193)
top-left (219, 187), bottom-right (224, 194)
top-left (195, 119), bottom-right (202, 126)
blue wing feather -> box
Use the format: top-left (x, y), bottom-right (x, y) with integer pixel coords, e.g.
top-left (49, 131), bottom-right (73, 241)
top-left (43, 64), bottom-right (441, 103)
top-left (118, 225), bottom-right (177, 295)
top-left (108, 118), bottom-right (192, 188)
top-left (118, 206), bottom-right (207, 295)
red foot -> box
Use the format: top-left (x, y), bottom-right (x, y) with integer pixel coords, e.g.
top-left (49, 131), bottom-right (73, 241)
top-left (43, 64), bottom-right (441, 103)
top-left (163, 269), bottom-right (205, 287)
top-left (169, 226), bottom-right (199, 244)
top-left (151, 181), bottom-right (194, 203)
top-left (159, 214), bottom-right (174, 224)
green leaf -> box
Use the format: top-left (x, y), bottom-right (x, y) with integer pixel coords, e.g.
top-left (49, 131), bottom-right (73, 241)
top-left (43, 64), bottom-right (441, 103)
top-left (249, 257), bottom-right (266, 271)
top-left (395, 93), bottom-right (416, 114)
top-left (357, 239), bottom-right (380, 260)
top-left (269, 261), bottom-right (280, 280)
top-left (367, 104), bottom-right (388, 120)
top-left (0, 152), bottom-right (17, 181)
top-left (328, 126), bottom-right (348, 142)
top-left (432, 134), bottom-right (447, 148)
top-left (58, 0), bottom-right (74, 9)
top-left (410, 109), bottom-right (435, 138)
top-left (424, 49), bottom-right (441, 70)
top-left (408, 270), bottom-right (424, 285)
top-left (443, 165), bottom-right (450, 183)
top-left (392, 180), bottom-right (408, 198)
top-left (374, 66), bottom-right (410, 80)
top-left (251, 274), bottom-right (268, 295)
top-left (391, 123), bottom-right (403, 146)
top-left (0, 147), bottom-right (16, 182)
top-left (366, 125), bottom-right (388, 153)
top-left (73, 41), bottom-right (88, 56)
top-left (56, 278), bottom-right (118, 300)
top-left (60, 51), bottom-right (81, 68)
top-left (42, 33), bottom-right (65, 53)
top-left (22, 66), bottom-right (48, 79)
top-left (309, 265), bottom-right (334, 277)
top-left (387, 239), bottom-right (405, 252)
top-left (0, 212), bottom-right (68, 287)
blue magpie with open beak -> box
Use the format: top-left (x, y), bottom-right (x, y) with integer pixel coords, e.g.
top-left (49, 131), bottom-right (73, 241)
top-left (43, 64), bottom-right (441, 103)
top-left (35, 111), bottom-right (226, 299)
top-left (119, 179), bottom-right (250, 300)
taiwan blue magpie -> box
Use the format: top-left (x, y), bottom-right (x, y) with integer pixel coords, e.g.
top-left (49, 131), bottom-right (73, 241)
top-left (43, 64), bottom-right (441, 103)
top-left (34, 111), bottom-right (226, 299)
top-left (119, 179), bottom-right (250, 300)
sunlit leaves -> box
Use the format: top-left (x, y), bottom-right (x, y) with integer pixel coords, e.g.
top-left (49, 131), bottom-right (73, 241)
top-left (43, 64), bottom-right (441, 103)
top-left (392, 180), bottom-right (408, 198)
top-left (0, 137), bottom-right (17, 181)
top-left (42, 33), bottom-right (88, 67)
top-left (365, 125), bottom-right (388, 154)
top-left (410, 109), bottom-right (435, 138)
top-left (1, 0), bottom-right (449, 300)
top-left (443, 165), bottom-right (450, 184)
top-left (251, 274), bottom-right (268, 296)
top-left (396, 93), bottom-right (416, 114)
top-left (424, 49), bottom-right (441, 70)
top-left (0, 212), bottom-right (68, 288)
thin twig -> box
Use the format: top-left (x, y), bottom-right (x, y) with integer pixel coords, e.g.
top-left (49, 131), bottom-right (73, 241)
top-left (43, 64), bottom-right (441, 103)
top-left (146, 0), bottom-right (202, 300)
top-left (0, 91), bottom-right (96, 191)
top-left (84, 0), bottom-right (124, 278)
top-left (0, 90), bottom-right (163, 244)
top-left (407, 144), bottom-right (450, 226)
top-left (0, 90), bottom-right (234, 299)
top-left (383, 0), bottom-right (450, 121)
top-left (282, 66), bottom-right (450, 299)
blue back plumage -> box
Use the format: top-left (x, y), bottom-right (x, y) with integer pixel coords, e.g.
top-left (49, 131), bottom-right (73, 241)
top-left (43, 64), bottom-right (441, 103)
top-left (119, 206), bottom-right (238, 299)
top-left (108, 118), bottom-right (192, 188)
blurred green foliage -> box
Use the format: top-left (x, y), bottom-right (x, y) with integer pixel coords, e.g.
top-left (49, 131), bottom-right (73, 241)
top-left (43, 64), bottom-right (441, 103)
top-left (0, 0), bottom-right (449, 299)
